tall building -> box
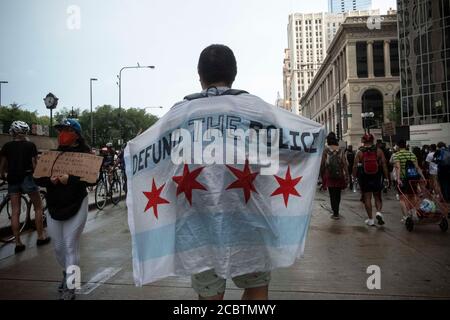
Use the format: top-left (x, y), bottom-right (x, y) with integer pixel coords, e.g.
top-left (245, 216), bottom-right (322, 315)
top-left (329, 0), bottom-right (372, 13)
top-left (285, 9), bottom-right (379, 114)
top-left (397, 0), bottom-right (450, 132)
top-left (300, 13), bottom-right (400, 146)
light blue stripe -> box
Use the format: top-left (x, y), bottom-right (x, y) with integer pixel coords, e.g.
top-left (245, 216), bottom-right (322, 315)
top-left (132, 213), bottom-right (310, 262)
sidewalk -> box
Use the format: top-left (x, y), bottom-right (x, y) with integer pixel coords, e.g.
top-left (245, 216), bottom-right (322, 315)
top-left (0, 188), bottom-right (449, 300)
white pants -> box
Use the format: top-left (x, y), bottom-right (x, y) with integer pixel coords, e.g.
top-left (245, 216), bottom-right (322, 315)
top-left (47, 196), bottom-right (88, 270)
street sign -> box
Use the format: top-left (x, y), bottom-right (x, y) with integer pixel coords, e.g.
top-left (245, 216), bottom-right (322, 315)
top-left (382, 122), bottom-right (396, 136)
top-left (343, 114), bottom-right (353, 118)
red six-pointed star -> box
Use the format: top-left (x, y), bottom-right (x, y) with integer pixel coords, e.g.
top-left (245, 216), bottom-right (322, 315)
top-left (172, 164), bottom-right (207, 206)
top-left (226, 160), bottom-right (259, 203)
top-left (271, 166), bottom-right (302, 207)
top-left (143, 179), bottom-right (170, 219)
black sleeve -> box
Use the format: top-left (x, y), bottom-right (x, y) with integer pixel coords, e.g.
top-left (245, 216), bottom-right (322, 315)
top-left (0, 143), bottom-right (8, 158)
top-left (30, 143), bottom-right (38, 157)
top-left (35, 177), bottom-right (52, 188)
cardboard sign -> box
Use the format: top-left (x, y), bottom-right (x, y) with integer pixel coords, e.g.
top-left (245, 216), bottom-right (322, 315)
top-left (382, 122), bottom-right (396, 137)
top-left (34, 151), bottom-right (103, 184)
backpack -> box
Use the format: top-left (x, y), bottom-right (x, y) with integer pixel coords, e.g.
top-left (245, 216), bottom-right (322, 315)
top-left (362, 149), bottom-right (379, 175)
top-left (437, 148), bottom-right (450, 174)
top-left (326, 149), bottom-right (344, 180)
top-left (405, 157), bottom-right (420, 180)
top-left (184, 88), bottom-right (249, 101)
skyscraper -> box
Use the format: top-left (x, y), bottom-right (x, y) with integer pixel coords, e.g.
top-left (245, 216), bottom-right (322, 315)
top-left (284, 9), bottom-right (379, 114)
top-left (397, 0), bottom-right (450, 127)
top-left (329, 0), bottom-right (372, 13)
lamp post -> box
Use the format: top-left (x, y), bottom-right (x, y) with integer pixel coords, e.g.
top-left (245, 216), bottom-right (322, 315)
top-left (118, 64), bottom-right (155, 140)
top-left (44, 93), bottom-right (58, 137)
top-left (90, 78), bottom-right (98, 145)
top-left (0, 81), bottom-right (8, 107)
top-left (361, 112), bottom-right (375, 134)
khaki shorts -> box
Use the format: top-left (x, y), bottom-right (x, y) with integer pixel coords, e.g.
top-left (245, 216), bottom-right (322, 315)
top-left (191, 269), bottom-right (271, 298)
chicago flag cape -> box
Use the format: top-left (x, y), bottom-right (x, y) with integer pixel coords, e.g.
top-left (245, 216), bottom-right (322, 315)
top-left (125, 92), bottom-right (325, 286)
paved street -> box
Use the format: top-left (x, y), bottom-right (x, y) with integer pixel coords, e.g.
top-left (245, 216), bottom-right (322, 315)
top-left (0, 189), bottom-right (449, 300)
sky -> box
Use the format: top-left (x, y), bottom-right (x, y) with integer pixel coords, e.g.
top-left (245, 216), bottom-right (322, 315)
top-left (0, 0), bottom-right (397, 119)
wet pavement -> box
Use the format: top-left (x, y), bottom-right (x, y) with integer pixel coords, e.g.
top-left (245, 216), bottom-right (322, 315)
top-left (0, 188), bottom-right (449, 300)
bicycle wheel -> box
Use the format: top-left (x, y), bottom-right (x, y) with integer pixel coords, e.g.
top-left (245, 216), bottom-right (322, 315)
top-left (95, 181), bottom-right (108, 210)
top-left (2, 195), bottom-right (30, 241)
top-left (111, 177), bottom-right (122, 205)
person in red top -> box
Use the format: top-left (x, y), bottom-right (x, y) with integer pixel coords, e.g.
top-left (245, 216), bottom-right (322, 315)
top-left (353, 134), bottom-right (389, 226)
top-left (320, 132), bottom-right (349, 219)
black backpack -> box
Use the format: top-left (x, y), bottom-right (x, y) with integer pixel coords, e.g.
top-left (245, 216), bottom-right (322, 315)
top-left (184, 88), bottom-right (249, 101)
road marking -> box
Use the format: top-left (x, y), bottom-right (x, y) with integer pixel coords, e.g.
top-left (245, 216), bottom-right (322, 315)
top-left (77, 267), bottom-right (122, 295)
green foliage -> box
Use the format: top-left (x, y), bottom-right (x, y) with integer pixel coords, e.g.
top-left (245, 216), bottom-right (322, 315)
top-left (387, 98), bottom-right (401, 126)
top-left (55, 105), bottom-right (159, 148)
top-left (1, 104), bottom-right (159, 146)
top-left (0, 103), bottom-right (49, 133)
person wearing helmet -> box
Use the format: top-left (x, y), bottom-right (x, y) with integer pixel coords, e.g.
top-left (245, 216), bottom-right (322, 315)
top-left (352, 134), bottom-right (389, 227)
top-left (35, 118), bottom-right (97, 300)
top-left (0, 121), bottom-right (50, 253)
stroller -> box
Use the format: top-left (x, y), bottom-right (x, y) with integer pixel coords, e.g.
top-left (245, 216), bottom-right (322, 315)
top-left (398, 180), bottom-right (449, 232)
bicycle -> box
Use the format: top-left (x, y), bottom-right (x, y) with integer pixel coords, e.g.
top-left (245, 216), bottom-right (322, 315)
top-left (0, 181), bottom-right (30, 243)
top-left (95, 166), bottom-right (122, 210)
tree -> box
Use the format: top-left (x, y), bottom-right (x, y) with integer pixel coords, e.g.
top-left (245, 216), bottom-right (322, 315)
top-left (387, 98), bottom-right (401, 126)
top-left (0, 103), bottom-right (50, 133)
top-left (56, 105), bottom-right (158, 148)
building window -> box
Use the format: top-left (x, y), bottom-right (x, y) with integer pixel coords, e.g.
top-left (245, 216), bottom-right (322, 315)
top-left (390, 40), bottom-right (400, 76)
top-left (356, 42), bottom-right (368, 78)
top-left (373, 41), bottom-right (385, 77)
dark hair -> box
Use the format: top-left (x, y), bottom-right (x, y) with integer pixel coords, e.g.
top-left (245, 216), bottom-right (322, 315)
top-left (430, 144), bottom-right (437, 152)
top-left (78, 135), bottom-right (91, 151)
top-left (437, 142), bottom-right (447, 149)
top-left (398, 139), bottom-right (407, 149)
top-left (326, 132), bottom-right (338, 146)
top-left (198, 44), bottom-right (237, 87)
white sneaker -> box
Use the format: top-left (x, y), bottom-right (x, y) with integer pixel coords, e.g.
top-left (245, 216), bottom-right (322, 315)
top-left (395, 194), bottom-right (400, 201)
top-left (365, 219), bottom-right (375, 226)
top-left (376, 212), bottom-right (385, 225)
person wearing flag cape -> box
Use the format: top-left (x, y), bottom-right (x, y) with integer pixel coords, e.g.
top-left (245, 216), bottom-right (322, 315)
top-left (125, 44), bottom-right (325, 300)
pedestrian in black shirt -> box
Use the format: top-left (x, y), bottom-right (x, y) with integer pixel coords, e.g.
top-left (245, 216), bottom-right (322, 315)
top-left (0, 121), bottom-right (50, 253)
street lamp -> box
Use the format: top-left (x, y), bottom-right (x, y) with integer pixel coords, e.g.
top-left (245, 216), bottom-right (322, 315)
top-left (90, 78), bottom-right (98, 145)
top-left (117, 64), bottom-right (155, 140)
top-left (0, 81), bottom-right (8, 107)
top-left (361, 112), bottom-right (375, 134)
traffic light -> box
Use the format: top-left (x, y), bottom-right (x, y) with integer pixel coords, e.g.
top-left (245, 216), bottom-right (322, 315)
top-left (92, 128), bottom-right (97, 146)
top-left (336, 123), bottom-right (341, 141)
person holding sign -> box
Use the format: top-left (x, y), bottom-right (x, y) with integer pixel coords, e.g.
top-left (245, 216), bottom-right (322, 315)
top-left (35, 119), bottom-right (96, 300)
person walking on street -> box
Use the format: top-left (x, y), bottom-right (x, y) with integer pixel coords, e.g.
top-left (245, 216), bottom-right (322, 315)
top-left (0, 121), bottom-right (50, 253)
top-left (36, 119), bottom-right (96, 300)
top-left (425, 144), bottom-right (441, 197)
top-left (394, 139), bottom-right (425, 221)
top-left (434, 142), bottom-right (450, 203)
top-left (353, 134), bottom-right (389, 226)
top-left (320, 132), bottom-right (349, 220)
top-left (345, 145), bottom-right (355, 191)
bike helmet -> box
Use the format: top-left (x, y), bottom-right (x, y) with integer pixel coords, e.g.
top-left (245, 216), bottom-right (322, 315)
top-left (106, 142), bottom-right (113, 148)
top-left (9, 120), bottom-right (30, 135)
top-left (54, 118), bottom-right (82, 135)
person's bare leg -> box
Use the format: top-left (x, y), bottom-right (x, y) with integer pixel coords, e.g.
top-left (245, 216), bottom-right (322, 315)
top-left (241, 286), bottom-right (269, 300)
top-left (399, 196), bottom-right (409, 218)
top-left (28, 191), bottom-right (46, 240)
top-left (199, 293), bottom-right (224, 300)
top-left (374, 192), bottom-right (382, 212)
top-left (364, 193), bottom-right (373, 219)
top-left (10, 194), bottom-right (23, 245)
